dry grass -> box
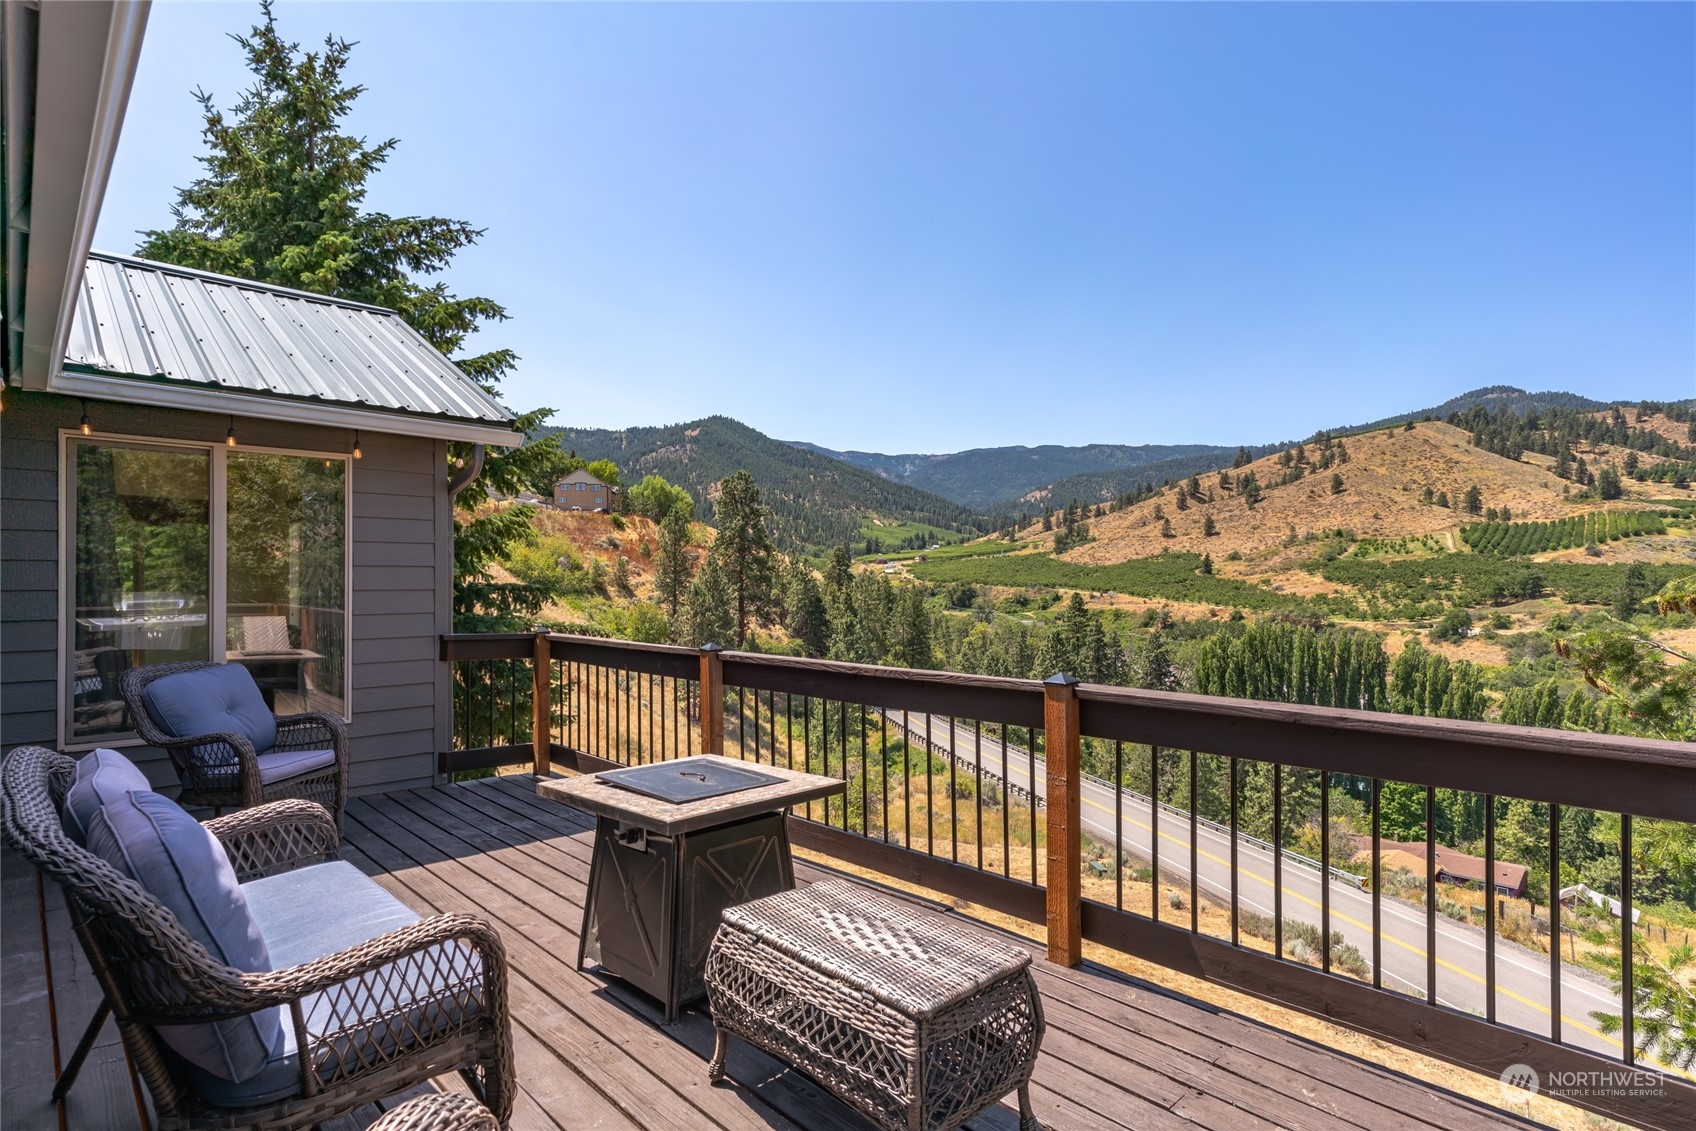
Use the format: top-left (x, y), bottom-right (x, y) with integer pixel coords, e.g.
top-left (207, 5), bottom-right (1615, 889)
top-left (1020, 421), bottom-right (1682, 567)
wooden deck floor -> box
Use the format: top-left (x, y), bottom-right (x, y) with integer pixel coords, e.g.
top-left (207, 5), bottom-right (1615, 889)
top-left (2, 775), bottom-right (1538, 1130)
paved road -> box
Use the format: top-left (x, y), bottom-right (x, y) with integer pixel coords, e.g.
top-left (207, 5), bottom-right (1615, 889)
top-left (877, 709), bottom-right (1676, 1072)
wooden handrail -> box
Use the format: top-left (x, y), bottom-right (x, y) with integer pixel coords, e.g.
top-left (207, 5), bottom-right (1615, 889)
top-left (437, 630), bottom-right (1696, 1129)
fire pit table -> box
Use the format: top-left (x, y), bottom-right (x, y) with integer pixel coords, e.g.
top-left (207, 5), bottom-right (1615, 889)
top-left (538, 755), bottom-right (844, 1021)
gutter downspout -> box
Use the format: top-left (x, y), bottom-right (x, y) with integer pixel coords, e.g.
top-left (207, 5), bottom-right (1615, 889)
top-left (446, 443), bottom-right (485, 503)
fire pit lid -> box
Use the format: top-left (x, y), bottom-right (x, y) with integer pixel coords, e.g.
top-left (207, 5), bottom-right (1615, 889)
top-left (596, 757), bottom-right (784, 805)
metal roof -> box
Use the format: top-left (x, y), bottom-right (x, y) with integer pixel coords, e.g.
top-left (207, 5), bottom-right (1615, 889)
top-left (63, 252), bottom-right (517, 435)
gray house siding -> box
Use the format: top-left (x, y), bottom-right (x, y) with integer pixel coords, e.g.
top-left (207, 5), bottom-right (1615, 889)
top-left (0, 390), bottom-right (451, 795)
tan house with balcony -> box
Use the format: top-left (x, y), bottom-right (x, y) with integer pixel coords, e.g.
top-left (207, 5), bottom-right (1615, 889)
top-left (553, 468), bottom-right (613, 510)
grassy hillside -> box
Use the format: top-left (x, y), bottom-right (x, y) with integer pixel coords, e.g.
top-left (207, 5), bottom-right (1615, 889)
top-left (1050, 421), bottom-right (1688, 564)
top-left (539, 416), bottom-right (993, 553)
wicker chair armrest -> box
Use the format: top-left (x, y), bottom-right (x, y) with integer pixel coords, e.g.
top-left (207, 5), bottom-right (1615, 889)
top-left (273, 711), bottom-right (348, 751)
top-left (204, 799), bottom-right (340, 881)
top-left (249, 912), bottom-right (507, 1008)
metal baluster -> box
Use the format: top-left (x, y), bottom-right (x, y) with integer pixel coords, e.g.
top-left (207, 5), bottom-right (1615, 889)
top-left (1273, 762), bottom-right (1283, 958)
top-left (1425, 785), bottom-right (1437, 1002)
top-left (1151, 745), bottom-right (1162, 922)
top-left (1485, 795), bottom-right (1496, 1020)
top-left (1028, 727), bottom-right (1037, 886)
top-left (903, 709), bottom-right (913, 851)
top-left (881, 709), bottom-right (890, 843)
top-left (1621, 813), bottom-right (1634, 1064)
top-left (838, 699), bottom-right (849, 829)
top-left (1115, 741), bottom-right (1125, 911)
top-left (974, 721), bottom-right (984, 871)
top-left (926, 713), bottom-right (935, 855)
top-left (1321, 770), bottom-right (1330, 973)
top-left (1230, 756), bottom-right (1240, 947)
top-left (1550, 804), bottom-right (1562, 1042)
top-left (738, 686), bottom-right (746, 760)
top-left (949, 715), bottom-right (959, 864)
top-left (1371, 778), bottom-right (1382, 989)
top-left (1191, 750), bottom-right (1200, 936)
top-left (1000, 725), bottom-right (1010, 878)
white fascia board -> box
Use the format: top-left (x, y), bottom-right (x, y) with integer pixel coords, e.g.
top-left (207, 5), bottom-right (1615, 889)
top-left (20, 1), bottom-right (149, 389)
top-left (50, 370), bottom-right (523, 447)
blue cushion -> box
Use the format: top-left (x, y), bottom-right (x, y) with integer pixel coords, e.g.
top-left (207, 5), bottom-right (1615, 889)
top-left (142, 665), bottom-right (277, 754)
top-left (62, 748), bottom-right (151, 844)
top-left (193, 862), bottom-right (481, 1108)
top-left (255, 748), bottom-right (336, 786)
top-left (84, 791), bottom-right (284, 1082)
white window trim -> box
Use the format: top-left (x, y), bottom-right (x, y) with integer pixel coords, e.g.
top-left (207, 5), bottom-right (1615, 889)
top-left (58, 429), bottom-right (355, 751)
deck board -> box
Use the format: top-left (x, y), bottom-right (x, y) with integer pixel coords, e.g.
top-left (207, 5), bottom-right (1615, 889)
top-left (0, 774), bottom-right (1539, 1130)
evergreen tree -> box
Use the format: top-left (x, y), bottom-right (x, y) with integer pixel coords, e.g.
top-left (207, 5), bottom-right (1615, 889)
top-left (1202, 515), bottom-right (1218, 537)
top-left (893, 586), bottom-right (934, 669)
top-left (1160, 518), bottom-right (1175, 538)
top-left (1330, 472), bottom-right (1344, 495)
top-left (782, 567), bottom-right (829, 658)
top-left (1175, 490), bottom-right (1189, 511)
top-left (136, 3), bottom-right (568, 631)
top-left (1232, 446), bottom-right (1252, 469)
top-left (707, 471), bottom-right (777, 646)
top-left (1199, 553), bottom-right (1213, 575)
top-left (1462, 485), bottom-right (1484, 515)
top-left (653, 505), bottom-right (693, 628)
top-left (683, 555), bottom-right (735, 647)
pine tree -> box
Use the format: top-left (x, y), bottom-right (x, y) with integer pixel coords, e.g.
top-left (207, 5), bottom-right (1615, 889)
top-left (1199, 553), bottom-right (1213, 575)
top-left (1175, 490), bottom-right (1189, 511)
top-left (683, 555), bottom-right (735, 647)
top-left (653, 505), bottom-right (693, 628)
top-left (1463, 484), bottom-right (1483, 515)
top-left (893, 586), bottom-right (933, 669)
top-left (783, 567), bottom-right (829, 658)
top-left (135, 2), bottom-right (568, 631)
top-left (707, 471), bottom-right (777, 646)
top-left (1202, 515), bottom-right (1218, 537)
top-left (1160, 518), bottom-right (1174, 538)
top-left (1232, 446), bottom-right (1252, 469)
top-left (1330, 472), bottom-right (1344, 495)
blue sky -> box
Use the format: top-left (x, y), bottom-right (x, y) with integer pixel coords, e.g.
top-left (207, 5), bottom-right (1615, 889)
top-left (97, 2), bottom-right (1694, 452)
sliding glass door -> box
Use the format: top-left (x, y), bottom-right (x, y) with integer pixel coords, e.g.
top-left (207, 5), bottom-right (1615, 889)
top-left (64, 437), bottom-right (349, 747)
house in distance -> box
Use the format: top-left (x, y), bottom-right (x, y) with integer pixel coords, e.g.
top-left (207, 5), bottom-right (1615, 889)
top-left (554, 468), bottom-right (614, 511)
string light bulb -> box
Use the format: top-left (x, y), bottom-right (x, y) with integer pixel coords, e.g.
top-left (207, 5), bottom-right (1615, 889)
top-left (352, 431), bottom-right (362, 460)
top-left (80, 399), bottom-right (92, 435)
top-left (226, 416), bottom-right (237, 447)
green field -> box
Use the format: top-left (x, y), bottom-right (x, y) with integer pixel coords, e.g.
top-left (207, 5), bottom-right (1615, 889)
top-left (908, 551), bottom-right (1310, 611)
top-left (855, 519), bottom-right (968, 556)
top-left (1461, 510), bottom-right (1668, 556)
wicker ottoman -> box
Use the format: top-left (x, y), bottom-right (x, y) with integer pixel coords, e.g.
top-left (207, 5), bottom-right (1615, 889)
top-left (703, 879), bottom-right (1044, 1131)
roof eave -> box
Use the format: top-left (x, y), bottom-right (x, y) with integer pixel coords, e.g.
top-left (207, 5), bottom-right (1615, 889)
top-left (51, 368), bottom-right (523, 447)
top-left (12, 1), bottom-right (149, 390)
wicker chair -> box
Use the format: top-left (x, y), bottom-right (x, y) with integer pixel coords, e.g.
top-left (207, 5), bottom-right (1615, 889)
top-left (1, 746), bottom-right (514, 1131)
top-left (369, 1093), bottom-right (501, 1131)
top-left (119, 660), bottom-right (348, 827)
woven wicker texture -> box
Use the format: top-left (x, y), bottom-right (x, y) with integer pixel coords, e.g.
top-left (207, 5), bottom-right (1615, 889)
top-left (720, 879), bottom-right (1031, 1019)
top-left (368, 1092), bottom-right (500, 1131)
top-left (0, 746), bottom-right (514, 1130)
top-left (120, 661), bottom-right (349, 827)
top-left (705, 880), bottom-right (1044, 1131)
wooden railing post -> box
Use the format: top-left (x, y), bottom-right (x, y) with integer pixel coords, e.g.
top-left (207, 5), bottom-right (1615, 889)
top-left (532, 629), bottom-right (552, 777)
top-left (699, 643), bottom-right (725, 755)
top-left (1044, 672), bottom-right (1082, 966)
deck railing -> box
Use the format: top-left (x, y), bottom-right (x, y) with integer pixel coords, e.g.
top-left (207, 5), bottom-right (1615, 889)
top-left (439, 630), bottom-right (1696, 1130)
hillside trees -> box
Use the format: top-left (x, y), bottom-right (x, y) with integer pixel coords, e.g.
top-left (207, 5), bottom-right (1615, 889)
top-left (626, 474), bottom-right (691, 520)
